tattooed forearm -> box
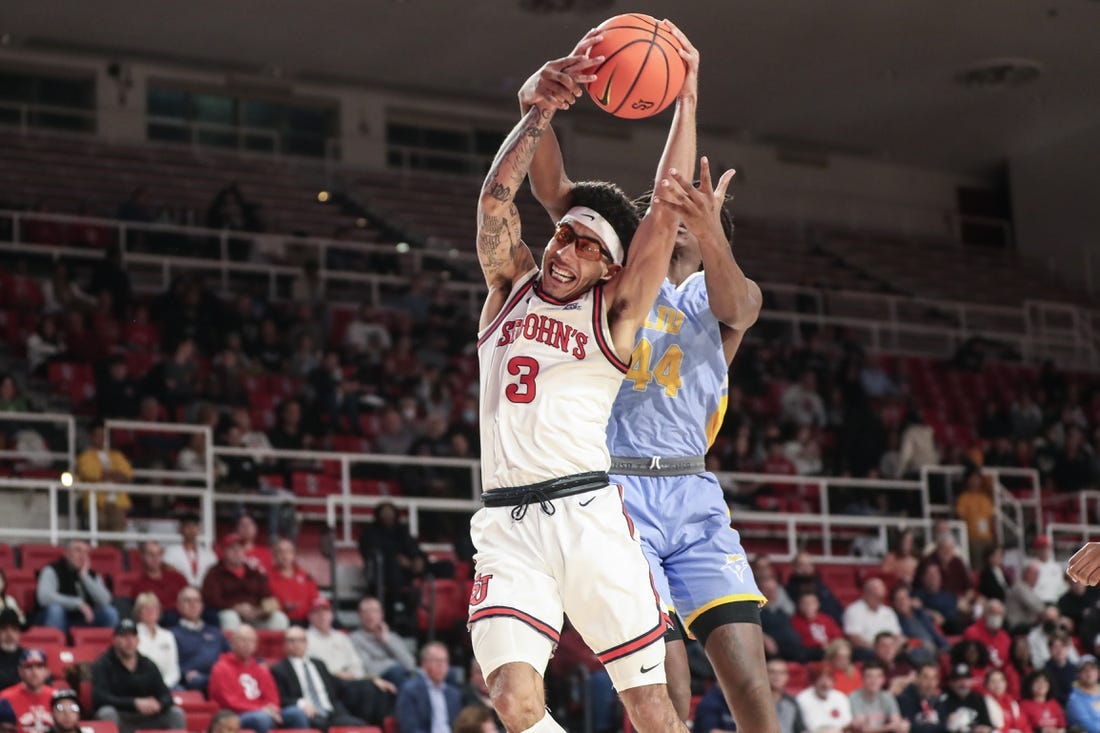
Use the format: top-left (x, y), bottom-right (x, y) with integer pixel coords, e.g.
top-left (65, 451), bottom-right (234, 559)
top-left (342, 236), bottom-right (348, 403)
top-left (488, 182), bottom-right (511, 202)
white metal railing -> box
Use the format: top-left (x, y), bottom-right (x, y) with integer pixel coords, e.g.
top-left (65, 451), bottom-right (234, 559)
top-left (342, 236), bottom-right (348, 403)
top-left (0, 101), bottom-right (96, 134)
top-left (5, 209), bottom-right (1096, 365)
top-left (727, 511), bottom-right (968, 564)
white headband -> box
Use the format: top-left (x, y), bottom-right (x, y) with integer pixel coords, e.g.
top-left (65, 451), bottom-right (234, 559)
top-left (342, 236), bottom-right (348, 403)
top-left (559, 206), bottom-right (624, 265)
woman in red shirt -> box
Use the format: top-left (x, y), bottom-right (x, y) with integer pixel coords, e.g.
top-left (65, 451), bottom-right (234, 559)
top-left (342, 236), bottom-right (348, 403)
top-left (1019, 671), bottom-right (1067, 733)
top-left (824, 639), bottom-right (861, 695)
top-left (984, 668), bottom-right (1031, 733)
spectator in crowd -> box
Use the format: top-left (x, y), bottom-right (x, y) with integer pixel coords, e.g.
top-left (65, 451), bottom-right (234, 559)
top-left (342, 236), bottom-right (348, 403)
top-left (0, 649), bottom-right (54, 733)
top-left (74, 421), bottom-right (133, 534)
top-left (872, 632), bottom-right (915, 696)
top-left (1044, 633), bottom-right (1078, 705)
top-left (1009, 636), bottom-right (1035, 685)
top-left (305, 598), bottom-right (368, 682)
top-left (939, 663), bottom-right (993, 733)
top-left (458, 660), bottom-right (492, 712)
top-left (267, 539), bottom-right (319, 626)
top-left (0, 699), bottom-right (15, 733)
top-left (1056, 579), bottom-right (1090, 632)
top-left (372, 409), bottom-right (416, 456)
top-left (917, 534), bottom-right (975, 602)
top-left (978, 546), bottom-right (1010, 602)
top-left (208, 625), bottom-right (308, 733)
top-left (915, 564), bottom-right (963, 635)
top-left (163, 513), bottom-right (218, 588)
top-left (25, 318), bottom-right (65, 378)
top-left (764, 659), bottom-right (808, 733)
top-left (847, 659), bottom-right (908, 733)
top-left (753, 556), bottom-right (795, 615)
top-left (692, 683), bottom-right (736, 733)
top-left (896, 416), bottom-right (940, 479)
top-left (1065, 657), bottom-right (1100, 733)
top-left (356, 503), bottom-right (425, 626)
top-left (982, 668), bottom-right (1027, 733)
top-left (201, 533), bottom-right (288, 631)
top-left (206, 710), bottom-right (241, 733)
top-left (963, 600), bottom-right (1012, 671)
top-left (786, 552), bottom-right (844, 622)
top-left (452, 705), bottom-right (498, 733)
top-left (842, 578), bottom-right (902, 659)
top-left (171, 587), bottom-right (228, 693)
top-left (130, 541), bottom-right (189, 626)
top-left (792, 591), bottom-right (843, 661)
top-left (882, 529), bottom-right (920, 587)
top-left (825, 639), bottom-right (862, 696)
top-left (270, 628), bottom-right (366, 731)
top-left (1005, 562), bottom-right (1046, 632)
top-left (897, 664), bottom-right (946, 733)
top-left (349, 597), bottom-right (416, 687)
top-left (796, 668), bottom-right (852, 733)
top-left (891, 585), bottom-right (947, 664)
top-left (132, 593), bottom-right (179, 690)
top-left (782, 370), bottom-right (826, 428)
top-left (96, 357), bottom-right (139, 420)
top-left (1033, 536), bottom-right (1068, 606)
top-left (1019, 671), bottom-right (1066, 733)
top-left (394, 642), bottom-right (460, 733)
top-left (955, 469), bottom-right (995, 568)
top-left (35, 540), bottom-right (118, 633)
top-left (759, 575), bottom-right (807, 662)
top-left (45, 689), bottom-right (81, 733)
top-left (1027, 607), bottom-right (1076, 670)
top-left (91, 620), bottom-right (186, 733)
top-left (234, 515), bottom-right (273, 574)
top-left (0, 610), bottom-right (24, 691)
top-left (344, 305), bottom-right (391, 357)
top-left (0, 575), bottom-right (24, 628)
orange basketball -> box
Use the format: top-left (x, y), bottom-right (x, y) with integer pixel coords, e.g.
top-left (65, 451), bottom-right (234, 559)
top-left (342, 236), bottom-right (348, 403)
top-left (586, 13), bottom-right (687, 120)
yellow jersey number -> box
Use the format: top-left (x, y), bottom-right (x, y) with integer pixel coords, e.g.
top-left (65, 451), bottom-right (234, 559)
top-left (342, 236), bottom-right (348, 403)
top-left (625, 338), bottom-right (683, 397)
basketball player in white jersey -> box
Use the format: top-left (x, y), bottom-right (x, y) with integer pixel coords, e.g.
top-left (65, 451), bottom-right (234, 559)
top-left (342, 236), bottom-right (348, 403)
top-left (469, 28), bottom-right (697, 733)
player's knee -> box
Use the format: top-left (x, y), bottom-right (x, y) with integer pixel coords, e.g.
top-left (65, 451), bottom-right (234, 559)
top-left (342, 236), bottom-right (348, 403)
top-left (619, 684), bottom-right (681, 731)
top-left (488, 665), bottom-right (545, 731)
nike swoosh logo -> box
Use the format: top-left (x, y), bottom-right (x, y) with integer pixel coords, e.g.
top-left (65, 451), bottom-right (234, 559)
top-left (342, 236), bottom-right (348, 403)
top-left (597, 69), bottom-right (615, 107)
top-left (579, 213), bottom-right (595, 220)
top-left (578, 497), bottom-right (596, 507)
top-left (640, 663), bottom-right (661, 674)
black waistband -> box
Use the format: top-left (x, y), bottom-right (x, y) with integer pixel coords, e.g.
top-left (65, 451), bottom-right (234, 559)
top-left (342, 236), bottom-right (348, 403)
top-left (482, 471), bottom-right (609, 508)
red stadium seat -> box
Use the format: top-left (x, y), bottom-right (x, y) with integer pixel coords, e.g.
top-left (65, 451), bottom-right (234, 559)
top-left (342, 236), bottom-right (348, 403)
top-left (417, 578), bottom-right (467, 634)
top-left (257, 629), bottom-right (286, 662)
top-left (21, 626), bottom-right (66, 647)
top-left (5, 571), bottom-right (37, 612)
top-left (171, 691), bottom-right (212, 712)
top-left (70, 627), bottom-right (113, 651)
top-left (79, 720), bottom-right (119, 733)
top-left (90, 546), bottom-right (123, 582)
top-left (185, 711), bottom-right (212, 733)
top-left (0, 543), bottom-right (14, 571)
top-left (20, 544), bottom-right (63, 573)
top-left (329, 727), bottom-right (383, 733)
top-left (382, 718), bottom-right (397, 733)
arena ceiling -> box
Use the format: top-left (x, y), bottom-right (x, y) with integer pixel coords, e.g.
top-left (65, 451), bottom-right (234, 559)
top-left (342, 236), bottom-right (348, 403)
top-left (4, 0), bottom-right (1100, 176)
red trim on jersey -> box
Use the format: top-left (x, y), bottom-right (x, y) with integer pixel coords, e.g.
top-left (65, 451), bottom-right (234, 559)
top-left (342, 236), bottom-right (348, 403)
top-left (477, 277), bottom-right (537, 348)
top-left (595, 618), bottom-right (666, 664)
top-left (468, 605), bottom-right (561, 643)
top-left (591, 285), bottom-right (628, 373)
top-left (615, 485), bottom-right (671, 629)
top-left (533, 281), bottom-right (581, 306)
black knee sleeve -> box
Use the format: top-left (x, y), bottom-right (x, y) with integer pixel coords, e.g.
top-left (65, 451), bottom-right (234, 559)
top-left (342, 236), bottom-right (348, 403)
top-left (690, 600), bottom-right (761, 648)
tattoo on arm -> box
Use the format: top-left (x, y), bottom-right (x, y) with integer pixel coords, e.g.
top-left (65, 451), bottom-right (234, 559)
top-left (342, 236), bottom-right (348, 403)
top-left (488, 182), bottom-right (511, 202)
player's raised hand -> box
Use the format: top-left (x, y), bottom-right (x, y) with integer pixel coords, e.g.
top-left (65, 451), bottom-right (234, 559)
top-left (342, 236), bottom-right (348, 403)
top-left (662, 19), bottom-right (698, 101)
top-left (1068, 542), bottom-right (1100, 585)
top-left (519, 29), bottom-right (605, 114)
top-left (655, 156), bottom-right (735, 239)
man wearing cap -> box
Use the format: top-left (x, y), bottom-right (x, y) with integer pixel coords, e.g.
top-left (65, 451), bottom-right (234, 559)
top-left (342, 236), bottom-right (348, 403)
top-left (0, 610), bottom-right (25, 691)
top-left (171, 586), bottom-right (229, 693)
top-left (163, 513), bottom-right (217, 588)
top-left (207, 624), bottom-right (309, 733)
top-left (45, 690), bottom-right (80, 733)
top-left (305, 598), bottom-right (373, 683)
top-left (1034, 536), bottom-right (1068, 605)
top-left (201, 533), bottom-right (288, 631)
top-left (270, 628), bottom-right (367, 731)
top-left (1066, 655), bottom-right (1100, 733)
top-left (35, 540), bottom-right (118, 634)
top-left (0, 649), bottom-right (54, 733)
top-left (939, 664), bottom-right (993, 733)
top-left (267, 539), bottom-right (319, 626)
top-left (90, 620), bottom-right (185, 733)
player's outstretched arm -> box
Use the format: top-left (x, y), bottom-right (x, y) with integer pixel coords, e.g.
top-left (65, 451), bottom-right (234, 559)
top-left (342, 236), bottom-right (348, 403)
top-left (605, 21), bottom-right (699, 357)
top-left (520, 30), bottom-right (604, 221)
top-left (476, 106), bottom-right (549, 327)
top-left (662, 157), bottom-right (762, 361)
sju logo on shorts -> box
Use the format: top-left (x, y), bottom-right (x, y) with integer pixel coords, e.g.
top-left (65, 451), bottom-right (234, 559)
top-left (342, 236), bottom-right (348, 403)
top-left (469, 573), bottom-right (493, 605)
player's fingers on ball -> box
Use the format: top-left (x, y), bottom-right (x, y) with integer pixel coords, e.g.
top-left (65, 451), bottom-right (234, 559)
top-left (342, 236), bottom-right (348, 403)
top-left (573, 31), bottom-right (604, 55)
top-left (549, 70), bottom-right (581, 95)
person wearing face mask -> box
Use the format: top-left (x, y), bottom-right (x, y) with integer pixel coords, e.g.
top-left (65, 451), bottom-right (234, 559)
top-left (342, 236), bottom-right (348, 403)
top-left (964, 600), bottom-right (1011, 670)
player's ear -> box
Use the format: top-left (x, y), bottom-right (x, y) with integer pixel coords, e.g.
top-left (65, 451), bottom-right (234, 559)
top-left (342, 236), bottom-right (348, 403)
top-left (600, 263), bottom-right (623, 281)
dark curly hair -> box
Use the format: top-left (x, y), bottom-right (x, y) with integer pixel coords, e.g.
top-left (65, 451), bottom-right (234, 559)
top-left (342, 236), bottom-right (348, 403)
top-left (569, 181), bottom-right (640, 260)
top-left (633, 188), bottom-right (735, 243)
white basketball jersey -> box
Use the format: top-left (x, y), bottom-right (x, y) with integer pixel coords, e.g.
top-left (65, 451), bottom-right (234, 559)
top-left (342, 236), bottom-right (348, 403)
top-left (477, 268), bottom-right (629, 491)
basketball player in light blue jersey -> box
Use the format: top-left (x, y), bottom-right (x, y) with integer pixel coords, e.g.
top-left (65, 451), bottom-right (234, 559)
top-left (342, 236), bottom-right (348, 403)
top-left (520, 38), bottom-right (774, 732)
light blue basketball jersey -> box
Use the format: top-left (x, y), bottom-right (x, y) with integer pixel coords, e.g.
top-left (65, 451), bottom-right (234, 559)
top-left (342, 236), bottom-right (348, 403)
top-left (606, 272), bottom-right (728, 458)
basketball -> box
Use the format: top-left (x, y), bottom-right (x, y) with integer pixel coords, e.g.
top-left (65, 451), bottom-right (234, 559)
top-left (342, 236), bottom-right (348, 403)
top-left (586, 13), bottom-right (688, 119)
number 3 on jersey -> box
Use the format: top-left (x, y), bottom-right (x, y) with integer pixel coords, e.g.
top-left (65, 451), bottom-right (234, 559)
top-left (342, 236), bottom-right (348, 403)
top-left (626, 338), bottom-right (682, 397)
top-left (505, 356), bottom-right (540, 403)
